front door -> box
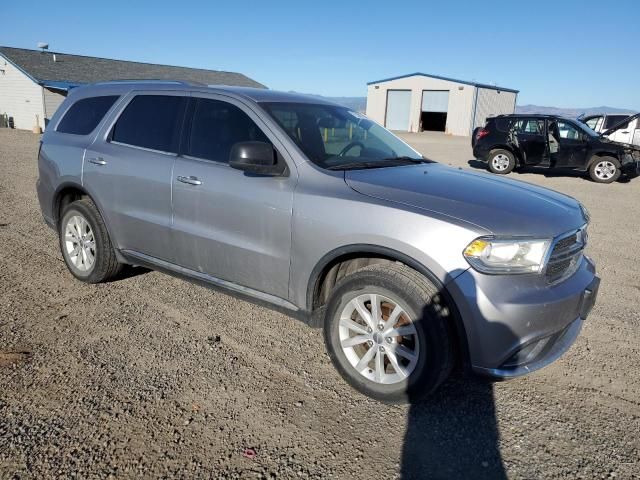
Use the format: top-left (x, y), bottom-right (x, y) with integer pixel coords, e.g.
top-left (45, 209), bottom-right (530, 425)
top-left (83, 92), bottom-right (187, 262)
top-left (548, 119), bottom-right (589, 168)
top-left (171, 95), bottom-right (296, 300)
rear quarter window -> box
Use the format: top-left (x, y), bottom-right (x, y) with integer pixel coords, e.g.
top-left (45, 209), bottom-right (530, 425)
top-left (56, 95), bottom-right (119, 135)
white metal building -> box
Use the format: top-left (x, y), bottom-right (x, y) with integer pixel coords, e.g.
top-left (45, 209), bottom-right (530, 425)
top-left (0, 46), bottom-right (265, 131)
top-left (366, 73), bottom-right (519, 136)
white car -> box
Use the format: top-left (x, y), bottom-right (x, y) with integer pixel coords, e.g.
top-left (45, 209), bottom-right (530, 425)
top-left (580, 113), bottom-right (640, 146)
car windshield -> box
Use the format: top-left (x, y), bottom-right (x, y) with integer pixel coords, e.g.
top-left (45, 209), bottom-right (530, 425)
top-left (260, 102), bottom-right (428, 170)
top-left (568, 119), bottom-right (600, 137)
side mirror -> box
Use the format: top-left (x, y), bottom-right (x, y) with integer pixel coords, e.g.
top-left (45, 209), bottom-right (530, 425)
top-left (229, 141), bottom-right (285, 176)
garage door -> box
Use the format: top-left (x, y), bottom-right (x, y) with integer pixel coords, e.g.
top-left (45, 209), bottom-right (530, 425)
top-left (385, 90), bottom-right (411, 131)
top-left (421, 90), bottom-right (449, 112)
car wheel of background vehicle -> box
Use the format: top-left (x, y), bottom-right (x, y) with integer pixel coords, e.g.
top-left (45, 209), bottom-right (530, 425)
top-left (487, 149), bottom-right (516, 175)
top-left (323, 262), bottom-right (454, 404)
top-left (589, 156), bottom-right (621, 183)
top-left (59, 199), bottom-right (122, 283)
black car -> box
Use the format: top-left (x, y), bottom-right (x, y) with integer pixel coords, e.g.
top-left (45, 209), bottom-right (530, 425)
top-left (472, 114), bottom-right (640, 183)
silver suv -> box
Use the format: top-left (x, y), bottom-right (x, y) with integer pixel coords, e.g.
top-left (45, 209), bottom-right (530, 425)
top-left (37, 81), bottom-right (600, 403)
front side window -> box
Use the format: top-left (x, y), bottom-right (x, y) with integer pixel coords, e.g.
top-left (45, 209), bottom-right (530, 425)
top-left (557, 121), bottom-right (582, 140)
top-left (57, 95), bottom-right (119, 135)
top-left (261, 102), bottom-right (423, 169)
top-left (111, 95), bottom-right (186, 153)
top-left (187, 98), bottom-right (270, 162)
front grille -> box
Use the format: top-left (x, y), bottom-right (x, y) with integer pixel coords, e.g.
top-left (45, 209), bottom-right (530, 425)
top-left (545, 228), bottom-right (586, 284)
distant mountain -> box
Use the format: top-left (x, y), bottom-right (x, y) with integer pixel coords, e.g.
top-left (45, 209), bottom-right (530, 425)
top-left (291, 93), bottom-right (637, 120)
top-left (515, 104), bottom-right (637, 118)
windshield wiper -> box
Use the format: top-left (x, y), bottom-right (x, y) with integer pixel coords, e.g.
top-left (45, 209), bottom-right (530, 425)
top-left (326, 156), bottom-right (431, 171)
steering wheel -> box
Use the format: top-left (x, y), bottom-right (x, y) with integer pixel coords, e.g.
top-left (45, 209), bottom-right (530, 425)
top-left (338, 141), bottom-right (365, 157)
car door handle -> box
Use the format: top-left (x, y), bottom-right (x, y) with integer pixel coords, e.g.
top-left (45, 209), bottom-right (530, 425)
top-left (177, 175), bottom-right (202, 186)
top-left (88, 157), bottom-right (107, 165)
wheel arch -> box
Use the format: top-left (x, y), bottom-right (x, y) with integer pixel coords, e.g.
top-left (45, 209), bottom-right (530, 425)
top-left (489, 145), bottom-right (522, 164)
top-left (52, 182), bottom-right (125, 263)
top-left (306, 244), bottom-right (471, 368)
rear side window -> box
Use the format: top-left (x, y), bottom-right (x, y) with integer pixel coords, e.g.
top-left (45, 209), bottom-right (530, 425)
top-left (186, 98), bottom-right (270, 162)
top-left (495, 118), bottom-right (513, 132)
top-left (111, 95), bottom-right (186, 153)
top-left (57, 96), bottom-right (119, 135)
top-left (515, 118), bottom-right (544, 135)
top-left (604, 115), bottom-right (628, 129)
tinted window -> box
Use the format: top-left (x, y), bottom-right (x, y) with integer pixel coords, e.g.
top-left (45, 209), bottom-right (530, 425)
top-left (112, 95), bottom-right (186, 153)
top-left (604, 115), bottom-right (628, 129)
top-left (495, 118), bottom-right (514, 132)
top-left (187, 98), bottom-right (270, 162)
top-left (57, 96), bottom-right (119, 135)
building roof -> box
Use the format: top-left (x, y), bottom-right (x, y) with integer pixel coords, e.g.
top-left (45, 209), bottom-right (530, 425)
top-left (367, 72), bottom-right (519, 94)
top-left (0, 46), bottom-right (266, 90)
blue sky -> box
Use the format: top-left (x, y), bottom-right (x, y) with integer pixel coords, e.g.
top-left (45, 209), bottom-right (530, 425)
top-left (2, 0), bottom-right (639, 109)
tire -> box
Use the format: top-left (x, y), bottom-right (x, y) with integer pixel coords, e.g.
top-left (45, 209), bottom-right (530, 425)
top-left (58, 198), bottom-right (122, 283)
top-left (487, 149), bottom-right (516, 175)
top-left (589, 156), bottom-right (621, 184)
top-left (323, 262), bottom-right (454, 404)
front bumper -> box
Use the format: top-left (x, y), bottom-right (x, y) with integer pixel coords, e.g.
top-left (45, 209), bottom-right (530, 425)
top-left (446, 256), bottom-right (599, 379)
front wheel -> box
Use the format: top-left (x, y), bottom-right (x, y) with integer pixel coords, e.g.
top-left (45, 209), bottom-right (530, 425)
top-left (323, 263), bottom-right (454, 404)
top-left (589, 156), bottom-right (621, 183)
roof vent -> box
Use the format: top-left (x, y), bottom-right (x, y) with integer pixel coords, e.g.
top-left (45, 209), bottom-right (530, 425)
top-left (37, 42), bottom-right (49, 52)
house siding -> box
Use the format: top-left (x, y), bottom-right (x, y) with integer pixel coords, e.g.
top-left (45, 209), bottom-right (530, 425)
top-left (43, 88), bottom-right (66, 124)
top-left (0, 54), bottom-right (45, 130)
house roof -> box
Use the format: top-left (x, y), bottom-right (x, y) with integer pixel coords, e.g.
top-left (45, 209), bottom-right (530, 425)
top-left (0, 46), bottom-right (266, 90)
top-left (367, 72), bottom-right (519, 94)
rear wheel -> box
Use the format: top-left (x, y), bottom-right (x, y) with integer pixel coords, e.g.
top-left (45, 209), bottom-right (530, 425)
top-left (59, 199), bottom-right (122, 283)
top-left (487, 149), bottom-right (516, 175)
top-left (323, 263), bottom-right (454, 404)
top-left (589, 156), bottom-right (621, 183)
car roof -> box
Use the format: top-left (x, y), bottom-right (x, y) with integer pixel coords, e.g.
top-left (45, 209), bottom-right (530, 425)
top-left (67, 80), bottom-right (340, 106)
top-left (490, 114), bottom-right (576, 121)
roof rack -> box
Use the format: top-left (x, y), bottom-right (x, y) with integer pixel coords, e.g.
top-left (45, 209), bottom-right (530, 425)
top-left (92, 79), bottom-right (205, 86)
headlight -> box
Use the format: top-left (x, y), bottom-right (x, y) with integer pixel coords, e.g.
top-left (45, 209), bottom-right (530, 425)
top-left (463, 237), bottom-right (551, 274)
top-left (579, 203), bottom-right (590, 224)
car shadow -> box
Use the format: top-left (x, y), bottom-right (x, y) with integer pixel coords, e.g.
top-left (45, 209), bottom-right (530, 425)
top-left (401, 375), bottom-right (506, 479)
top-left (112, 265), bottom-right (152, 282)
top-left (400, 275), bottom-right (513, 479)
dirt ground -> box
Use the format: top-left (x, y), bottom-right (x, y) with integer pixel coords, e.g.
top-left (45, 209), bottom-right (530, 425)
top-left (1, 128), bottom-right (639, 479)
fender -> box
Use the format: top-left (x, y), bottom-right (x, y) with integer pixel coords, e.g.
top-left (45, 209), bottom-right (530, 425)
top-left (305, 243), bottom-right (471, 367)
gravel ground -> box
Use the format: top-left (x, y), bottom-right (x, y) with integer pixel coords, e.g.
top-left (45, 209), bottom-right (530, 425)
top-left (1, 128), bottom-right (639, 479)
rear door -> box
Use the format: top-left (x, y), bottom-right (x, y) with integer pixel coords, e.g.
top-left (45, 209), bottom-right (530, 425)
top-left (515, 118), bottom-right (546, 164)
top-left (171, 94), bottom-right (296, 299)
top-left (83, 91), bottom-right (187, 262)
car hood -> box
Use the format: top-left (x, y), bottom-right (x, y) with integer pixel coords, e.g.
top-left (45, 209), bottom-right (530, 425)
top-left (345, 164), bottom-right (587, 237)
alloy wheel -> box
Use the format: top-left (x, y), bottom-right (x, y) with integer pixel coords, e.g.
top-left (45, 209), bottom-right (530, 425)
top-left (594, 161), bottom-right (616, 181)
top-left (338, 293), bottom-right (419, 385)
top-left (63, 214), bottom-right (96, 272)
top-left (491, 153), bottom-right (511, 171)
